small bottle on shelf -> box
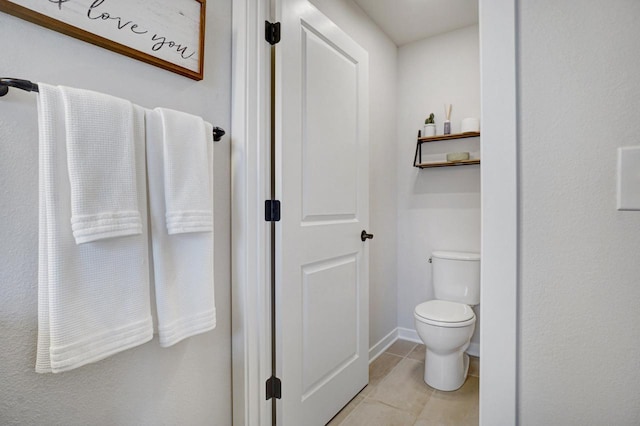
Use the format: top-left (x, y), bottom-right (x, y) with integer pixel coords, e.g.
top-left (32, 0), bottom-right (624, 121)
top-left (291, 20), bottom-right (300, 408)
top-left (443, 120), bottom-right (451, 135)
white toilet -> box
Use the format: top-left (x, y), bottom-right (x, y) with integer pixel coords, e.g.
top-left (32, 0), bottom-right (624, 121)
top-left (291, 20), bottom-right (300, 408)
top-left (413, 251), bottom-right (480, 391)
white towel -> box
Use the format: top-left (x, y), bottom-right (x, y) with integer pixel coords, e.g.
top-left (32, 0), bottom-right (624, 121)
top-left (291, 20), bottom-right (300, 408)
top-left (155, 107), bottom-right (213, 234)
top-left (60, 86), bottom-right (142, 244)
top-left (146, 109), bottom-right (216, 347)
top-left (36, 84), bottom-right (153, 373)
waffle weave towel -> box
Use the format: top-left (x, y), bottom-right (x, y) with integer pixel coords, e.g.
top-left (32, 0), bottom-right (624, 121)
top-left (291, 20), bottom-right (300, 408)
top-left (36, 84), bottom-right (153, 373)
top-left (146, 108), bottom-right (216, 347)
top-left (60, 86), bottom-right (142, 244)
top-left (155, 107), bottom-right (213, 235)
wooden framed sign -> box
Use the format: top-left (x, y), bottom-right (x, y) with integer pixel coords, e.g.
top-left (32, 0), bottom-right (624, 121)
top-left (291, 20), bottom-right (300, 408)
top-left (0, 0), bottom-right (206, 80)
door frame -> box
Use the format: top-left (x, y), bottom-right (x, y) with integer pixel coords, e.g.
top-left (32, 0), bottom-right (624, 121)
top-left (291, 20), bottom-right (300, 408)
top-left (231, 0), bottom-right (519, 424)
top-left (478, 1), bottom-right (518, 424)
top-left (231, 0), bottom-right (273, 424)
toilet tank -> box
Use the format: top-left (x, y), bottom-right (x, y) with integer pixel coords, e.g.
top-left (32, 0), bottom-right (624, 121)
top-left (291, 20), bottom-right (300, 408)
top-left (432, 251), bottom-right (480, 305)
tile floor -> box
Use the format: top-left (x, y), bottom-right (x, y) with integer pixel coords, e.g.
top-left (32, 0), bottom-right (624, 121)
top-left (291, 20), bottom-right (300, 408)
top-left (327, 340), bottom-right (479, 426)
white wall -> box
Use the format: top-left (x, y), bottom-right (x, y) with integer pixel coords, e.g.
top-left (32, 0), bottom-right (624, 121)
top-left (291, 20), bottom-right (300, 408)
top-left (396, 26), bottom-right (481, 346)
top-left (518, 0), bottom-right (640, 424)
top-left (309, 0), bottom-right (399, 350)
top-left (0, 2), bottom-right (232, 424)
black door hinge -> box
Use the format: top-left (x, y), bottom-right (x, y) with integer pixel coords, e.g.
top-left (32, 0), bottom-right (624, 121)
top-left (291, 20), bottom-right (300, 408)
top-left (266, 376), bottom-right (282, 400)
top-left (265, 21), bottom-right (281, 45)
top-left (265, 200), bottom-right (281, 222)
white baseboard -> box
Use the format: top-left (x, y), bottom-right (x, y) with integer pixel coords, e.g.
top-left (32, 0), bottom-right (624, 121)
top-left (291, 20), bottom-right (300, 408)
top-left (467, 342), bottom-right (479, 357)
top-left (368, 328), bottom-right (398, 363)
top-left (397, 327), bottom-right (421, 343)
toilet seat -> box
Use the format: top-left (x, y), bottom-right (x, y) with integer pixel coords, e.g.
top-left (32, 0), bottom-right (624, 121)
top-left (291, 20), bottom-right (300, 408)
top-left (414, 300), bottom-right (476, 328)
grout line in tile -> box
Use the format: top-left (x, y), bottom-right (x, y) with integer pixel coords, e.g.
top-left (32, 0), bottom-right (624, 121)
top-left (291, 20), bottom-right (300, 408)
top-left (339, 339), bottom-right (478, 425)
top-left (406, 342), bottom-right (418, 357)
top-left (383, 339), bottom-right (419, 359)
top-left (361, 352), bottom-right (422, 407)
top-left (340, 339), bottom-right (479, 424)
top-left (335, 396), bottom-right (364, 426)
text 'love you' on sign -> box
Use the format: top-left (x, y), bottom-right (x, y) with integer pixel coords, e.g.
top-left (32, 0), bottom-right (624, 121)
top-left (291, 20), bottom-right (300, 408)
top-left (0, 0), bottom-right (206, 80)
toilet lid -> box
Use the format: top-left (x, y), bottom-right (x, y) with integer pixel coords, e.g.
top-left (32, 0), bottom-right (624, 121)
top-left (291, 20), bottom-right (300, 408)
top-left (414, 300), bottom-right (475, 323)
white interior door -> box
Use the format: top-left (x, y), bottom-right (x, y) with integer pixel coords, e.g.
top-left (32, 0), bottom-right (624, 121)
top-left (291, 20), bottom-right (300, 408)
top-left (275, 1), bottom-right (370, 424)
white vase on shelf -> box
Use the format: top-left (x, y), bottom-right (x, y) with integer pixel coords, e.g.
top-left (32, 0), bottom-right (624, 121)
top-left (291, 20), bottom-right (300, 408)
top-left (423, 124), bottom-right (436, 137)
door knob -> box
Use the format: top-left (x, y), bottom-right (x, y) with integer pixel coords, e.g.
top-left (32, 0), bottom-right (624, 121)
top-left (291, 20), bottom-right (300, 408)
top-left (361, 230), bottom-right (374, 242)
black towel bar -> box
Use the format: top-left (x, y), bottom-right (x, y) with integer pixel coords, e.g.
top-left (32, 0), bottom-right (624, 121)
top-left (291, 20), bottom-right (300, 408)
top-left (0, 78), bottom-right (226, 142)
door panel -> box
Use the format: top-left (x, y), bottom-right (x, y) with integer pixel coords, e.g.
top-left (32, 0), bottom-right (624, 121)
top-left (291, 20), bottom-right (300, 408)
top-left (276, 0), bottom-right (369, 424)
top-left (301, 25), bottom-right (359, 222)
top-left (301, 254), bottom-right (359, 397)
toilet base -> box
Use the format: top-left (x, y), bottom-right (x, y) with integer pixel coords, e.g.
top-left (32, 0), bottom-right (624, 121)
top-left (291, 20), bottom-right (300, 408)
top-left (424, 350), bottom-right (469, 392)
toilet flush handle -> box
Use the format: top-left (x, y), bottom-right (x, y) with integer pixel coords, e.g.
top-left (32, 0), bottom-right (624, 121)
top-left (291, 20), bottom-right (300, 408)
top-left (361, 230), bottom-right (374, 242)
top-left (428, 257), bottom-right (432, 263)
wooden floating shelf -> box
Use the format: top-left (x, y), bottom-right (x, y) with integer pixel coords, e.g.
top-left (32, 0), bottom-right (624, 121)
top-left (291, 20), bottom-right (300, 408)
top-left (413, 131), bottom-right (481, 168)
top-left (418, 131), bottom-right (480, 143)
top-left (416, 159), bottom-right (481, 169)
